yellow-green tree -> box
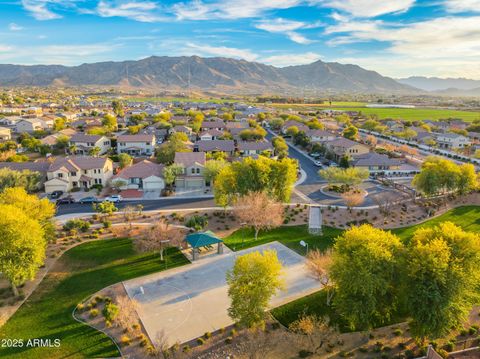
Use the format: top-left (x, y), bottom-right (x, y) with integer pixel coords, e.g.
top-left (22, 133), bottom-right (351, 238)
top-left (0, 204), bottom-right (45, 296)
top-left (330, 225), bottom-right (402, 330)
top-left (404, 222), bottom-right (480, 342)
top-left (227, 250), bottom-right (284, 329)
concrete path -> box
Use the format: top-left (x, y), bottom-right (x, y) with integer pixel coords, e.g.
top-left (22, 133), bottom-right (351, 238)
top-left (122, 241), bottom-right (321, 347)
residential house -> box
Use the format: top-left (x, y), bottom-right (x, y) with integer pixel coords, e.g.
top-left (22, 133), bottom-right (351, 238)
top-left (237, 140), bottom-right (273, 157)
top-left (44, 156), bottom-right (114, 193)
top-left (171, 125), bottom-right (195, 140)
top-left (195, 140), bottom-right (235, 156)
top-left (351, 153), bottom-right (402, 172)
top-left (69, 134), bottom-right (111, 155)
top-left (15, 118), bottom-right (45, 133)
top-left (117, 134), bottom-right (156, 156)
top-left (111, 160), bottom-right (165, 191)
top-left (200, 120), bottom-right (226, 132)
top-left (325, 138), bottom-right (369, 161)
top-left (306, 129), bottom-right (336, 143)
top-left (281, 120), bottom-right (309, 134)
top-left (467, 132), bottom-right (480, 144)
top-left (435, 133), bottom-right (471, 149)
top-left (199, 129), bottom-right (224, 141)
top-left (0, 126), bottom-right (11, 141)
top-left (174, 152), bottom-right (206, 189)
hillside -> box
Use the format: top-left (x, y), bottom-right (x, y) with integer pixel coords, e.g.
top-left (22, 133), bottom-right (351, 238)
top-left (0, 56), bottom-right (417, 94)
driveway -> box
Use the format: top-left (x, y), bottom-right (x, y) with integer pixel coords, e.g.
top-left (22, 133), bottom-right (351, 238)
top-left (123, 242), bottom-right (321, 347)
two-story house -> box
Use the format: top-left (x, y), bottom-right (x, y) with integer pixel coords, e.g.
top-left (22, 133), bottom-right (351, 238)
top-left (174, 152), bottom-right (206, 189)
top-left (200, 120), bottom-right (226, 132)
top-left (325, 138), bottom-right (370, 162)
top-left (44, 156), bottom-right (114, 193)
top-left (69, 134), bottom-right (111, 155)
top-left (435, 133), bottom-right (471, 149)
top-left (195, 140), bottom-right (235, 156)
top-left (117, 134), bottom-right (156, 156)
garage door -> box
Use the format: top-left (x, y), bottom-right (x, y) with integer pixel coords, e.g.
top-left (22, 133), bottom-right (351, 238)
top-left (185, 179), bottom-right (204, 188)
top-left (144, 180), bottom-right (164, 190)
top-left (45, 183), bottom-right (68, 193)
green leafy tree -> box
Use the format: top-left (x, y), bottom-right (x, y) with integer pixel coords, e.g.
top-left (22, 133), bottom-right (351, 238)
top-left (112, 100), bottom-right (124, 117)
top-left (272, 136), bottom-right (288, 159)
top-left (53, 117), bottom-right (66, 131)
top-left (0, 168), bottom-right (41, 192)
top-left (404, 222), bottom-right (480, 342)
top-left (0, 204), bottom-right (45, 296)
top-left (163, 163), bottom-right (184, 188)
top-left (6, 154), bottom-right (28, 162)
top-left (118, 153), bottom-right (133, 169)
top-left (330, 225), bottom-right (402, 330)
top-left (227, 250), bottom-right (284, 329)
top-left (319, 167), bottom-right (369, 189)
top-left (214, 157), bottom-right (297, 207)
top-left (102, 114), bottom-right (118, 132)
top-left (204, 159), bottom-right (228, 185)
top-left (89, 146), bottom-right (101, 157)
top-left (156, 132), bottom-right (191, 164)
top-left (93, 201), bottom-right (118, 217)
top-left (286, 126), bottom-right (299, 137)
top-left (342, 125), bottom-right (358, 140)
top-left (55, 135), bottom-right (70, 150)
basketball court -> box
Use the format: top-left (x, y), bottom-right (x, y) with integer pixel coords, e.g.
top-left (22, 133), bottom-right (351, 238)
top-left (123, 241), bottom-right (321, 347)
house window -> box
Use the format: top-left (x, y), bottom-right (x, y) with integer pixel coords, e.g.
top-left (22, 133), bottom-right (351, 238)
top-left (191, 168), bottom-right (195, 174)
top-left (196, 168), bottom-right (200, 174)
top-left (57, 173), bottom-right (63, 178)
top-left (84, 170), bottom-right (87, 174)
top-left (71, 172), bottom-right (76, 176)
top-left (98, 178), bottom-right (102, 184)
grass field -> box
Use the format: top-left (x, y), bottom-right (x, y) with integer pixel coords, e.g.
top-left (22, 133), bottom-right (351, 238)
top-left (271, 206), bottom-right (480, 329)
top-left (223, 225), bottom-right (342, 254)
top-left (332, 107), bottom-right (480, 122)
top-left (0, 238), bottom-right (189, 359)
top-left (269, 101), bottom-right (366, 109)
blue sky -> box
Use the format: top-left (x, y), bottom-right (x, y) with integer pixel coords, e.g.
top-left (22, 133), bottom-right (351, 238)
top-left (1, 0), bottom-right (480, 79)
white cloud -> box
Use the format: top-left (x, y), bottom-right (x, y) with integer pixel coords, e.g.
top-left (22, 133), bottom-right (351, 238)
top-left (96, 1), bottom-right (166, 22)
top-left (173, 0), bottom-right (302, 20)
top-left (262, 52), bottom-right (322, 66)
top-left (319, 0), bottom-right (415, 18)
top-left (21, 0), bottom-right (63, 20)
top-left (255, 18), bottom-right (317, 44)
top-left (9, 23), bottom-right (24, 31)
top-left (443, 0), bottom-right (480, 12)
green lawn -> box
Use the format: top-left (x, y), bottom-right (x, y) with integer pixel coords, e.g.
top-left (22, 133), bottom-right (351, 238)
top-left (271, 206), bottom-right (480, 329)
top-left (223, 225), bottom-right (342, 254)
top-left (0, 238), bottom-right (189, 359)
top-left (332, 107), bottom-right (480, 122)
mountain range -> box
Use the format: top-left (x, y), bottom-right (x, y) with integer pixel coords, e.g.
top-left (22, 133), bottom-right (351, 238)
top-left (0, 56), bottom-right (416, 94)
top-left (397, 76), bottom-right (480, 93)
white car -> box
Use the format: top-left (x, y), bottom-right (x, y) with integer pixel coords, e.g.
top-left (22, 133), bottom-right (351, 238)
top-left (104, 195), bottom-right (123, 203)
top-left (314, 160), bottom-right (323, 167)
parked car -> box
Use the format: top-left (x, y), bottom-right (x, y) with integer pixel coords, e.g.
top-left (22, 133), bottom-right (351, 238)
top-left (104, 195), bottom-right (123, 203)
top-left (49, 190), bottom-right (64, 199)
top-left (314, 160), bottom-right (323, 167)
top-left (56, 196), bottom-right (75, 205)
top-left (79, 196), bottom-right (100, 204)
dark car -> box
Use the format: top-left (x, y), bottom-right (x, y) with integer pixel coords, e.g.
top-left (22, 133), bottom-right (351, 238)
top-left (50, 190), bottom-right (64, 199)
top-left (79, 196), bottom-right (99, 204)
top-left (56, 196), bottom-right (75, 205)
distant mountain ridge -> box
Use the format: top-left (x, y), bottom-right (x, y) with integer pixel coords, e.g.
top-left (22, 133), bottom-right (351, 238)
top-left (0, 56), bottom-right (417, 94)
top-left (397, 76), bottom-right (480, 91)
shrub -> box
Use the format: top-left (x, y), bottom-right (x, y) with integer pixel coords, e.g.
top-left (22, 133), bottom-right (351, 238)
top-left (102, 220), bottom-right (111, 228)
top-left (469, 326), bottom-right (478, 335)
top-left (182, 345), bottom-right (190, 353)
top-left (460, 328), bottom-right (469, 336)
top-left (76, 303), bottom-right (85, 311)
top-left (359, 346), bottom-right (368, 353)
top-left (225, 336), bottom-right (233, 344)
top-left (139, 338), bottom-right (148, 347)
top-left (393, 328), bottom-right (403, 336)
top-left (444, 341), bottom-right (455, 352)
top-left (299, 349), bottom-right (313, 358)
top-left (196, 337), bottom-right (205, 345)
top-left (204, 331), bottom-right (212, 339)
top-left (89, 309), bottom-right (99, 318)
top-left (230, 329), bottom-right (237, 336)
top-left (185, 215), bottom-right (208, 231)
top-left (120, 335), bottom-right (131, 346)
top-left (102, 302), bottom-right (119, 322)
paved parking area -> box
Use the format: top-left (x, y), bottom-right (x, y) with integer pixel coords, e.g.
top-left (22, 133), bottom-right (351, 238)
top-left (123, 242), bottom-right (321, 347)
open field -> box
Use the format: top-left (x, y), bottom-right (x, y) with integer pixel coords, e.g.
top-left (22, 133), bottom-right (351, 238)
top-left (332, 107), bottom-right (480, 122)
top-left (0, 238), bottom-right (188, 359)
top-left (269, 101), bottom-right (366, 109)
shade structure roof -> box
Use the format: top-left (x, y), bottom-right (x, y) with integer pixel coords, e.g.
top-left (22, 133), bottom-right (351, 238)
top-left (186, 231), bottom-right (222, 248)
